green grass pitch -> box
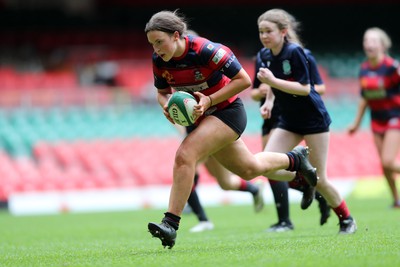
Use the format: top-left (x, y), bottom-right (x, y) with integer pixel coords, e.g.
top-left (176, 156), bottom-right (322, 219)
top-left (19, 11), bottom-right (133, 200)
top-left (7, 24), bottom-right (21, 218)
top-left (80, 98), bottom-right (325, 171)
top-left (1, 182), bottom-right (399, 267)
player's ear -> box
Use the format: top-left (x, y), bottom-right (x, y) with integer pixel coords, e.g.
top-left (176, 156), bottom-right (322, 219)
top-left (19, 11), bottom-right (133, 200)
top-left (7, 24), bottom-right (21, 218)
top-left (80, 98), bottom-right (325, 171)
top-left (173, 31), bottom-right (180, 40)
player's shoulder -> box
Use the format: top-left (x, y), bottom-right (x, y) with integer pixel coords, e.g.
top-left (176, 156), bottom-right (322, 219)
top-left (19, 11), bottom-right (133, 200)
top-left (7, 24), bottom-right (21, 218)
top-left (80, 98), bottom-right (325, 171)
top-left (383, 55), bottom-right (398, 68)
top-left (285, 43), bottom-right (305, 55)
top-left (190, 36), bottom-right (219, 51)
top-left (188, 34), bottom-right (207, 46)
top-left (258, 47), bottom-right (271, 60)
top-left (286, 42), bottom-right (302, 50)
top-left (303, 48), bottom-right (313, 56)
top-left (303, 48), bottom-right (317, 63)
top-left (283, 43), bottom-right (309, 62)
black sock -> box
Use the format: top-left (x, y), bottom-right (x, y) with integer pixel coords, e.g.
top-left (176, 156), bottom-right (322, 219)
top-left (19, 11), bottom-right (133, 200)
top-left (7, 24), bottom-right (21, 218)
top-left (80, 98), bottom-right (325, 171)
top-left (239, 181), bottom-right (259, 196)
top-left (187, 189), bottom-right (209, 222)
top-left (163, 212), bottom-right (181, 230)
top-left (194, 172), bottom-right (200, 186)
top-left (285, 152), bottom-right (300, 172)
top-left (269, 181), bottom-right (291, 223)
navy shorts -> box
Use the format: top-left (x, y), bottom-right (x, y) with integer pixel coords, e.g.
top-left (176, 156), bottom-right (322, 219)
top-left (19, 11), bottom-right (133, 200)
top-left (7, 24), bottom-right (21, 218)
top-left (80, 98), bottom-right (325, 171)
top-left (261, 113), bottom-right (280, 136)
top-left (277, 120), bottom-right (330, 135)
top-left (186, 98), bottom-right (247, 137)
top-left (261, 119), bottom-right (276, 136)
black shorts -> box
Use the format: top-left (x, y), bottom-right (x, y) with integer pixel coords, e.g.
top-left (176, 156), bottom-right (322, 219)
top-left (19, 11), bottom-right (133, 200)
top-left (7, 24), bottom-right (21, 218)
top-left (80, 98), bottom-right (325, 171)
top-left (186, 98), bottom-right (247, 136)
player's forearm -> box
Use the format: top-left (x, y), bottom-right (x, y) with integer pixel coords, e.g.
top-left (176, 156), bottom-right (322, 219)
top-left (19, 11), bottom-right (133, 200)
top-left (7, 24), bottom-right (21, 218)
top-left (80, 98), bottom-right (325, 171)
top-left (157, 91), bottom-right (171, 108)
top-left (208, 69), bottom-right (251, 105)
top-left (270, 78), bottom-right (311, 96)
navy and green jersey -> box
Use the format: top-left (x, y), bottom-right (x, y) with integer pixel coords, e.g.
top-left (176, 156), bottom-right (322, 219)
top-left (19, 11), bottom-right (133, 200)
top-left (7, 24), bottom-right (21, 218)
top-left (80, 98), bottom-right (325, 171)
top-left (254, 42), bottom-right (331, 133)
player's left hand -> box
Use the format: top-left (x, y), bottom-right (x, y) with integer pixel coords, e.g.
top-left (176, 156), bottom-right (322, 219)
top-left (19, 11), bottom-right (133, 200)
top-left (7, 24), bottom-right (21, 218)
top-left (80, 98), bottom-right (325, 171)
top-left (162, 101), bottom-right (175, 124)
top-left (192, 91), bottom-right (211, 120)
top-left (260, 100), bottom-right (274, 119)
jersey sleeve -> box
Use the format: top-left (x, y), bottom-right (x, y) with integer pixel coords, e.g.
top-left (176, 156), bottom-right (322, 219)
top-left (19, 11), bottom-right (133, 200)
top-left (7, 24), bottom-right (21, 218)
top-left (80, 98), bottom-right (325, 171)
top-left (152, 55), bottom-right (170, 90)
top-left (199, 41), bottom-right (242, 79)
top-left (291, 47), bottom-right (310, 85)
top-left (306, 52), bottom-right (324, 85)
top-left (252, 51), bottom-right (264, 88)
top-left (153, 71), bottom-right (169, 90)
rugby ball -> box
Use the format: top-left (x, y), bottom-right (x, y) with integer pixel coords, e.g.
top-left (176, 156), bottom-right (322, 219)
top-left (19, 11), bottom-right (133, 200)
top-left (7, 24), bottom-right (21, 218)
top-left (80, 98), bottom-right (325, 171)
top-left (167, 91), bottom-right (197, 126)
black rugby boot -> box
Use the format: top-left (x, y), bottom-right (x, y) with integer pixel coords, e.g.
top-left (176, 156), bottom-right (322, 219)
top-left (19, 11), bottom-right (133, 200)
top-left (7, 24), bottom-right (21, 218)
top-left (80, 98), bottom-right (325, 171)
top-left (148, 220), bottom-right (177, 249)
top-left (291, 146), bottom-right (318, 186)
top-left (300, 182), bottom-right (316, 210)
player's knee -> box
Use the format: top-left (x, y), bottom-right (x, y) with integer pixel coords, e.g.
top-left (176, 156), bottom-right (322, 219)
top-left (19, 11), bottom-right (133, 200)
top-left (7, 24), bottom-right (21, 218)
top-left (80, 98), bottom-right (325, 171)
top-left (174, 156), bottom-right (190, 170)
top-left (174, 148), bottom-right (197, 170)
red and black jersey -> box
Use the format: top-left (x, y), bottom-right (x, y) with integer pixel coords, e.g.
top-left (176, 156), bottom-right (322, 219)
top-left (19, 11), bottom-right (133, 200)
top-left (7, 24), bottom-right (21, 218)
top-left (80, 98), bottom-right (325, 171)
top-left (359, 55), bottom-right (400, 122)
top-left (152, 35), bottom-right (243, 112)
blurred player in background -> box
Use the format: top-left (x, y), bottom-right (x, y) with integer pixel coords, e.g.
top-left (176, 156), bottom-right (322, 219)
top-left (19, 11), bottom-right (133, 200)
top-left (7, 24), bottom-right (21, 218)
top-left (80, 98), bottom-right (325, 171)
top-left (252, 47), bottom-right (331, 232)
top-left (348, 27), bottom-right (400, 209)
top-left (145, 10), bottom-right (318, 249)
top-left (255, 8), bottom-right (357, 234)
